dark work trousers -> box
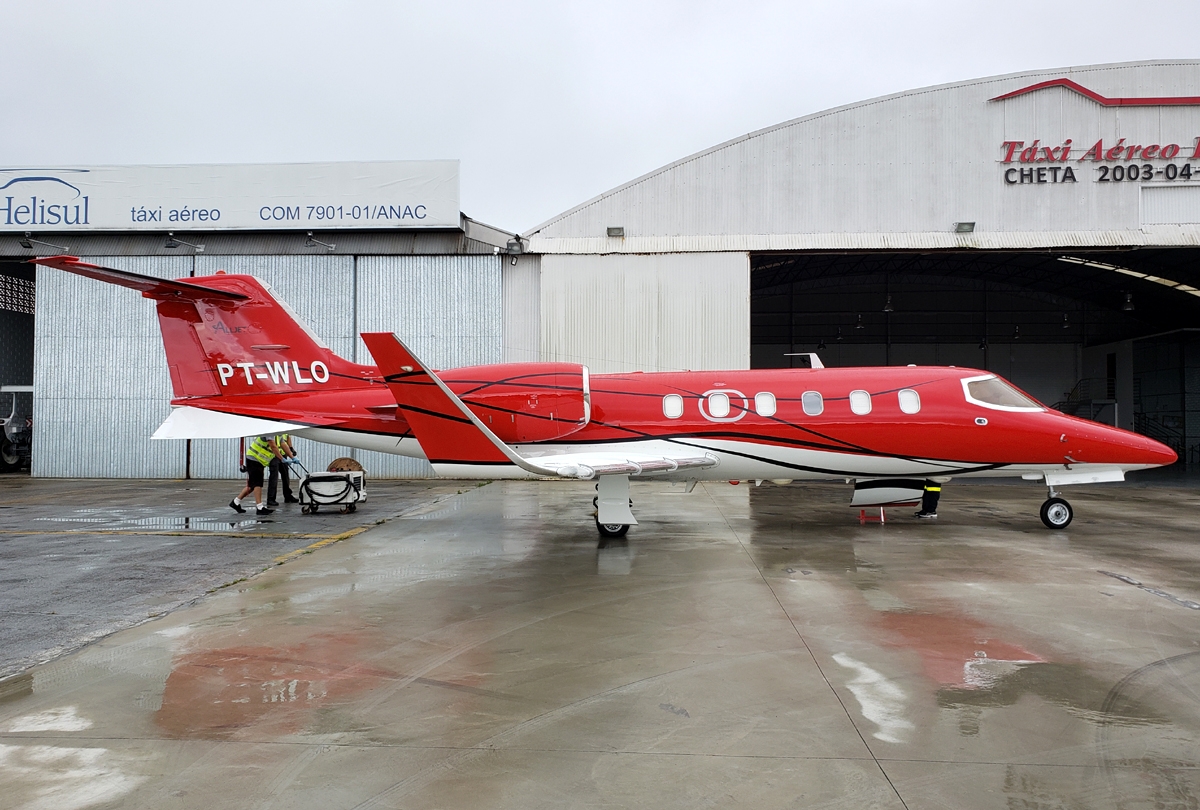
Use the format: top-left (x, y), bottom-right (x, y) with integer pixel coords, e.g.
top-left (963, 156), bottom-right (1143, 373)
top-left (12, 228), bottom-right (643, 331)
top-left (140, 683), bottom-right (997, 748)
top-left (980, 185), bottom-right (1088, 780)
top-left (921, 481), bottom-right (941, 513)
top-left (267, 458), bottom-right (294, 503)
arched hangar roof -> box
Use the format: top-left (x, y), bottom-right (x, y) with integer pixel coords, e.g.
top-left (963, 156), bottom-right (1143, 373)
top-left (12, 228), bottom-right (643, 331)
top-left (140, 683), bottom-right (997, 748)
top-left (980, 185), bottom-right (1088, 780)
top-left (526, 60), bottom-right (1200, 255)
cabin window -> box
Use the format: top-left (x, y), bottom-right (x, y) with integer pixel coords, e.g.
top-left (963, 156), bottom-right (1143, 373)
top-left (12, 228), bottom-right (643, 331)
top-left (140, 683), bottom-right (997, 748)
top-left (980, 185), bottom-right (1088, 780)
top-left (801, 391), bottom-right (823, 416)
top-left (849, 389), bottom-right (872, 415)
top-left (898, 388), bottom-right (921, 414)
top-left (663, 394), bottom-right (684, 419)
top-left (755, 392), bottom-right (777, 417)
top-left (707, 391), bottom-right (730, 418)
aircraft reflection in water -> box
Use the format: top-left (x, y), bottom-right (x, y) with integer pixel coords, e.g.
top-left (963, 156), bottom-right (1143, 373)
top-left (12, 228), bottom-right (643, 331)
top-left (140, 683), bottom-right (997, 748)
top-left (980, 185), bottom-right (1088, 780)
top-left (33, 256), bottom-right (1176, 535)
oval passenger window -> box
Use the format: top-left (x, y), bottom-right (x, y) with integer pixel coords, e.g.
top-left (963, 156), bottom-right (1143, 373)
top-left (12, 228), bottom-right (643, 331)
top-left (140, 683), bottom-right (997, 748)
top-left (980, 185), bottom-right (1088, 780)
top-left (849, 390), bottom-right (872, 415)
top-left (755, 392), bottom-right (776, 417)
top-left (801, 391), bottom-right (823, 416)
top-left (707, 392), bottom-right (730, 418)
top-left (663, 394), bottom-right (684, 419)
top-left (898, 388), bottom-right (920, 414)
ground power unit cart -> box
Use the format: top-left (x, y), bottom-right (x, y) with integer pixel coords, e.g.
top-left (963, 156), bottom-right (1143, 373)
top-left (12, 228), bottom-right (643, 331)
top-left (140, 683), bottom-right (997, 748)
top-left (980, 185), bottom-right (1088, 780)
top-left (291, 459), bottom-right (367, 514)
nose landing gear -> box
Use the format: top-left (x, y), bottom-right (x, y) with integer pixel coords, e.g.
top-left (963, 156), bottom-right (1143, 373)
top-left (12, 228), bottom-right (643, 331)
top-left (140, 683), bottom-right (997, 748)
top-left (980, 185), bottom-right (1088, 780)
top-left (1039, 486), bottom-right (1073, 529)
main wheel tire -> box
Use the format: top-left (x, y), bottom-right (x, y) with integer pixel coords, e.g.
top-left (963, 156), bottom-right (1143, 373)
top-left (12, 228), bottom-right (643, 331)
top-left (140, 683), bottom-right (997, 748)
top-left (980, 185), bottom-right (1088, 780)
top-left (596, 520), bottom-right (630, 538)
top-left (1040, 497), bottom-right (1073, 529)
top-left (0, 438), bottom-right (20, 472)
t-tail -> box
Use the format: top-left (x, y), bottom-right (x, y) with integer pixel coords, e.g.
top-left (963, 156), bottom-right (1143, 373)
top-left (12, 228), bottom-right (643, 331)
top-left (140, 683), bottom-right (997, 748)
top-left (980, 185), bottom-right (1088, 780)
top-left (31, 256), bottom-right (377, 402)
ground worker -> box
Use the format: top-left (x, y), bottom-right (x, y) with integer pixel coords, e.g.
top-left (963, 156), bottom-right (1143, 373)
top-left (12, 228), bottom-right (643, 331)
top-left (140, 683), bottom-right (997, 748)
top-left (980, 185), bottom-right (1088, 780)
top-left (267, 433), bottom-right (299, 506)
top-left (230, 435), bottom-right (280, 516)
top-left (915, 480), bottom-right (940, 519)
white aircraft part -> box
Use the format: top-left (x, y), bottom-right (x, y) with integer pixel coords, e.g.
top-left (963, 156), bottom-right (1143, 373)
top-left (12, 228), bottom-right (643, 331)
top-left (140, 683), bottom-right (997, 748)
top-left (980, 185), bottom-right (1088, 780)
top-left (850, 484), bottom-right (924, 507)
top-left (152, 406), bottom-right (306, 440)
top-left (1043, 467), bottom-right (1125, 486)
top-left (293, 427), bottom-right (427, 458)
top-left (596, 474), bottom-right (637, 525)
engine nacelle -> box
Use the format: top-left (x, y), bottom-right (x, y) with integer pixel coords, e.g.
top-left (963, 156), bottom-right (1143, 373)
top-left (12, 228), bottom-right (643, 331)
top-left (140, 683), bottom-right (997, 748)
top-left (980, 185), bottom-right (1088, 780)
top-left (442, 362), bottom-right (590, 443)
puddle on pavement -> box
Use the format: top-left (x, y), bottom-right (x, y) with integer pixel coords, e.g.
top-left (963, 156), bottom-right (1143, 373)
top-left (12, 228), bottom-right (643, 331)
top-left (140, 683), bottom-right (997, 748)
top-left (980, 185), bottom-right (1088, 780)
top-left (34, 514), bottom-right (278, 532)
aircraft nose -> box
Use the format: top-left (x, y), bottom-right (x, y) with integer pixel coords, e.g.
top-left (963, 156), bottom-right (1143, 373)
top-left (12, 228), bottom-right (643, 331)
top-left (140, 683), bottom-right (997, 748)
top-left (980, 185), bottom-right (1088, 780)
top-left (1135, 433), bottom-right (1178, 466)
top-left (1075, 421), bottom-right (1177, 467)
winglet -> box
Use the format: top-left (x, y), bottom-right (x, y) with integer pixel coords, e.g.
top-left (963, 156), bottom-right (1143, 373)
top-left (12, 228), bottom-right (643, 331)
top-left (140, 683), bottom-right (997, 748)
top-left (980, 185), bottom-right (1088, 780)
top-left (360, 332), bottom-right (588, 477)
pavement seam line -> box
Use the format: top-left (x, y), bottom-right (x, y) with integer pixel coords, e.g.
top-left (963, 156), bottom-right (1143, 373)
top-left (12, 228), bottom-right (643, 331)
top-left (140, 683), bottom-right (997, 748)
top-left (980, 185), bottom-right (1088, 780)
top-left (703, 482), bottom-right (913, 810)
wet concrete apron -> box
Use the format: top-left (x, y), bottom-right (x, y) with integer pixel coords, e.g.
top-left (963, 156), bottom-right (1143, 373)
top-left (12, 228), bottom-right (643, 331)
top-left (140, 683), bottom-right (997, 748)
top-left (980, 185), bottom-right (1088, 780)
top-left (0, 477), bottom-right (465, 679)
top-left (0, 479), bottom-right (1197, 809)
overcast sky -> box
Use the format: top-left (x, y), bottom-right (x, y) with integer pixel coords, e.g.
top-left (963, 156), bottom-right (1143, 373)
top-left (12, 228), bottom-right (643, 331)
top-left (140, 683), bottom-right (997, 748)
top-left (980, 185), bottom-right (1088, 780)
top-left (4, 2), bottom-right (1196, 234)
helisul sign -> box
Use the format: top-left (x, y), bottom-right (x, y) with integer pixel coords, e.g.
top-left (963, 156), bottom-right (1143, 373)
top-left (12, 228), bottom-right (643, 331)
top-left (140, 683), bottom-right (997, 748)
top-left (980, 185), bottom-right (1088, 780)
top-left (0, 161), bottom-right (460, 231)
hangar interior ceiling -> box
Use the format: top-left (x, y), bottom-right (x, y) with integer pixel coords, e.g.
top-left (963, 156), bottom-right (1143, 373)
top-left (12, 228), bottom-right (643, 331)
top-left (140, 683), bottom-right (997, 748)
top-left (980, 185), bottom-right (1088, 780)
top-left (752, 248), bottom-right (1200, 460)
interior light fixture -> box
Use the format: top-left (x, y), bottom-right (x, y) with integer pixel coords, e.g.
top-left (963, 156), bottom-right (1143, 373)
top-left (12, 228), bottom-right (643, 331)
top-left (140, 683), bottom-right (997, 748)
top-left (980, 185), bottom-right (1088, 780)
top-left (855, 314), bottom-right (864, 329)
top-left (836, 327), bottom-right (843, 342)
top-left (304, 231), bottom-right (335, 252)
top-left (954, 222), bottom-right (976, 233)
top-left (18, 232), bottom-right (67, 252)
top-left (1012, 325), bottom-right (1020, 340)
top-left (978, 337), bottom-right (988, 350)
top-left (1123, 292), bottom-right (1135, 311)
top-left (882, 295), bottom-right (894, 313)
top-left (817, 338), bottom-right (827, 350)
top-left (164, 232), bottom-right (204, 253)
top-left (1062, 313), bottom-right (1070, 329)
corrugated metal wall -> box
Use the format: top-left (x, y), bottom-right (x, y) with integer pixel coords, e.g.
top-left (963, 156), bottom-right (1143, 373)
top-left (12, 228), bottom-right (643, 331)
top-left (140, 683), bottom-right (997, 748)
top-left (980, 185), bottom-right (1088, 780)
top-left (1143, 186), bottom-right (1200, 225)
top-left (539, 253), bottom-right (749, 373)
top-left (34, 256), bottom-right (194, 478)
top-left (35, 253), bottom-right (502, 478)
top-left (354, 255), bottom-right (502, 478)
top-left (503, 255), bottom-right (540, 363)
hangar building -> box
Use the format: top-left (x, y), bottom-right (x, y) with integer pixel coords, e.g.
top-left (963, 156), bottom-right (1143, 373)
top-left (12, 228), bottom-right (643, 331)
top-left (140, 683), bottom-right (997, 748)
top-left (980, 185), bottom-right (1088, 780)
top-left (2, 59), bottom-right (1199, 477)
top-left (0, 161), bottom-right (519, 477)
top-left (519, 59), bottom-right (1200, 465)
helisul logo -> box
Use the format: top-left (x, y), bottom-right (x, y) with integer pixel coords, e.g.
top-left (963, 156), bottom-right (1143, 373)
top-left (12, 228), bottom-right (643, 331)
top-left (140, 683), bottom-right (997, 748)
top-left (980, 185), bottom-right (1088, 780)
top-left (0, 171), bottom-right (90, 226)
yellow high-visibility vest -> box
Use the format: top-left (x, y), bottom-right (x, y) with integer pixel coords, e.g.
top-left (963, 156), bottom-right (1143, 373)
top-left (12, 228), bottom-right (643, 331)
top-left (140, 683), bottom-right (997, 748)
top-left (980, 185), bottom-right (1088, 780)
top-left (246, 436), bottom-right (274, 465)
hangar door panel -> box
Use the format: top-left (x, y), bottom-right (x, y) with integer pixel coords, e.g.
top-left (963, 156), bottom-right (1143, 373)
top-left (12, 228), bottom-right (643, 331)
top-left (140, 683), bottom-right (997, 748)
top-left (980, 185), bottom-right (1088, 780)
top-left (540, 253), bottom-right (749, 374)
top-left (34, 257), bottom-right (193, 478)
top-left (355, 255), bottom-right (502, 478)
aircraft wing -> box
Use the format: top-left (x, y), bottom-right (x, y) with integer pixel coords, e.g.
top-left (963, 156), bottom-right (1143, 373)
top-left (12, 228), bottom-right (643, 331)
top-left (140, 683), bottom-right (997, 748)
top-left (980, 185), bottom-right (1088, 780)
top-left (359, 332), bottom-right (717, 480)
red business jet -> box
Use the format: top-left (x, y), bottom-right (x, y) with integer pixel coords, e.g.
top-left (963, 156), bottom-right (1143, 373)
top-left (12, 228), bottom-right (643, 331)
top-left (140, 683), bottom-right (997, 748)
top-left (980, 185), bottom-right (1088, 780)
top-left (32, 256), bottom-right (1176, 535)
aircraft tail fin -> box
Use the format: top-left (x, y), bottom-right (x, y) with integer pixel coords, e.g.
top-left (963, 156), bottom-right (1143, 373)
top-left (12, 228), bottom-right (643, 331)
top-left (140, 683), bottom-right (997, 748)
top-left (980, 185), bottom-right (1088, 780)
top-left (30, 255), bottom-right (375, 400)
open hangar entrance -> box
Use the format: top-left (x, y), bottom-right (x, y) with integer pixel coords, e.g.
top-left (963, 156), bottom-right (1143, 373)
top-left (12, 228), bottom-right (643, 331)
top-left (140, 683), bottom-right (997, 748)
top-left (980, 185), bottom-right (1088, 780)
top-left (751, 248), bottom-right (1200, 461)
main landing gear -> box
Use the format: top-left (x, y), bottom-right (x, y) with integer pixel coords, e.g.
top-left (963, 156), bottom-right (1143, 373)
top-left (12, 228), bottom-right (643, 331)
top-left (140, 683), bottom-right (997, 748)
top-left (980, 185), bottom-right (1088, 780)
top-left (1039, 486), bottom-right (1073, 529)
top-left (593, 475), bottom-right (636, 538)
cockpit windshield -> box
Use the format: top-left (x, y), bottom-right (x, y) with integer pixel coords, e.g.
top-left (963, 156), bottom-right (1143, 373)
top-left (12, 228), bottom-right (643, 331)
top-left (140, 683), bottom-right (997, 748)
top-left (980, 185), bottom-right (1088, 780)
top-left (962, 375), bottom-right (1043, 412)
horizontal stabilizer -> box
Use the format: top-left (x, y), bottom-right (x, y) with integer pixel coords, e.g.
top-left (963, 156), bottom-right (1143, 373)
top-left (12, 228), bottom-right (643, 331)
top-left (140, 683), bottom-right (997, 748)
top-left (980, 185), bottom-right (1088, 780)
top-left (153, 406), bottom-right (306, 440)
top-left (30, 255), bottom-right (247, 301)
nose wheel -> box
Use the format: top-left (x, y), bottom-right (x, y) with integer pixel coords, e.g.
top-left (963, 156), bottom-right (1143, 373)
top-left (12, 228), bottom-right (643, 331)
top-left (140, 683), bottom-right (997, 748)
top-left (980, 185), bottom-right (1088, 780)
top-left (1040, 496), bottom-right (1073, 529)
